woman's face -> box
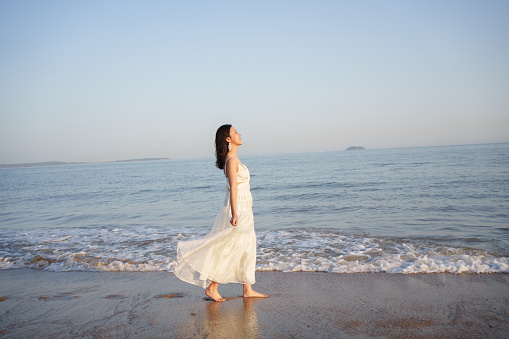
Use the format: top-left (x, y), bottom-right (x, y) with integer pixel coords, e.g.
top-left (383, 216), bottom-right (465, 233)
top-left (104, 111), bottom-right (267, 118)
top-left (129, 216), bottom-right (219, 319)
top-left (228, 127), bottom-right (242, 146)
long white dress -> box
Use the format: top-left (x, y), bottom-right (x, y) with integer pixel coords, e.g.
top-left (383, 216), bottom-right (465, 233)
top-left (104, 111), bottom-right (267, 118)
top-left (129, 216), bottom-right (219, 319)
top-left (174, 159), bottom-right (256, 288)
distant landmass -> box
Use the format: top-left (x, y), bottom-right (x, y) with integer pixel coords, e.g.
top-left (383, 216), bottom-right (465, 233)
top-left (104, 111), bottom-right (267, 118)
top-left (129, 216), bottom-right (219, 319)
top-left (0, 158), bottom-right (171, 169)
top-left (346, 146), bottom-right (366, 151)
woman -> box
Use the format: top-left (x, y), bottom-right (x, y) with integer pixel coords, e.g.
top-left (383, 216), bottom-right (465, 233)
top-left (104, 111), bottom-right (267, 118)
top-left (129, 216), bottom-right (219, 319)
top-left (175, 124), bottom-right (267, 302)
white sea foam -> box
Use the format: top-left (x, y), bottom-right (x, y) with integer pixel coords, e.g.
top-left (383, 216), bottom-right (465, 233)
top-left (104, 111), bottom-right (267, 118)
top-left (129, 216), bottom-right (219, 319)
top-left (0, 227), bottom-right (507, 274)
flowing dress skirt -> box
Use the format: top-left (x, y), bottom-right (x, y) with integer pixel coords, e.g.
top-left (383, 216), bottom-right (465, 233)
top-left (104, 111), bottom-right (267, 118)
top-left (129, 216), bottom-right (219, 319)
top-left (175, 183), bottom-right (256, 288)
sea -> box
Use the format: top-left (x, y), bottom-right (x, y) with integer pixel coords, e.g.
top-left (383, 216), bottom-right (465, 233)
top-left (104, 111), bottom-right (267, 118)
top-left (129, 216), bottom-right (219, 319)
top-left (1, 143), bottom-right (508, 274)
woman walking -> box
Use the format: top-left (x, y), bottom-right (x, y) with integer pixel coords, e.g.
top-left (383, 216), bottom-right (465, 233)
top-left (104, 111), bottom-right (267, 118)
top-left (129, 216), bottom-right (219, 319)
top-left (175, 124), bottom-right (267, 302)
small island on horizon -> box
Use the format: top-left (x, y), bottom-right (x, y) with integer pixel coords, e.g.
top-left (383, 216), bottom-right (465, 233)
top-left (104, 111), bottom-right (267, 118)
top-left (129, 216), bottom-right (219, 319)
top-left (346, 146), bottom-right (366, 151)
top-left (0, 158), bottom-right (171, 169)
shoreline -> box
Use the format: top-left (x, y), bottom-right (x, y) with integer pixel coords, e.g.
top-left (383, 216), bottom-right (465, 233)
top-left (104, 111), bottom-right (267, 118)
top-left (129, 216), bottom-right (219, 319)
top-left (0, 269), bottom-right (508, 337)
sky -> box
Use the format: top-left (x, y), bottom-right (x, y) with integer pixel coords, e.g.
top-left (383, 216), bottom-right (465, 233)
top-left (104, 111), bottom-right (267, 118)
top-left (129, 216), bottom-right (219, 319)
top-left (1, 0), bottom-right (508, 163)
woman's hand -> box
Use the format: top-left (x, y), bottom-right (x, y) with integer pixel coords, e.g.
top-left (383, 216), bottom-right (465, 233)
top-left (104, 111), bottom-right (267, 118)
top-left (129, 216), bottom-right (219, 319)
top-left (230, 214), bottom-right (238, 226)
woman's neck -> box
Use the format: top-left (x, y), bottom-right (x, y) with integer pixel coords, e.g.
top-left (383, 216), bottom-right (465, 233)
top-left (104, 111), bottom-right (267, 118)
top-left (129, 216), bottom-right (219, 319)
top-left (227, 145), bottom-right (239, 157)
top-left (227, 144), bottom-right (239, 158)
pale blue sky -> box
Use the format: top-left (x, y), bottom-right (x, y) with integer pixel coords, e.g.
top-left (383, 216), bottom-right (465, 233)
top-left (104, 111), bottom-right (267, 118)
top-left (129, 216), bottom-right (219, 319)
top-left (1, 0), bottom-right (508, 163)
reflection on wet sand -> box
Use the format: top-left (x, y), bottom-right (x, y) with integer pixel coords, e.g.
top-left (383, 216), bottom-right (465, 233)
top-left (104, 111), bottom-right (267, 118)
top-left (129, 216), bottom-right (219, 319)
top-left (177, 297), bottom-right (261, 338)
top-left (204, 297), bottom-right (261, 338)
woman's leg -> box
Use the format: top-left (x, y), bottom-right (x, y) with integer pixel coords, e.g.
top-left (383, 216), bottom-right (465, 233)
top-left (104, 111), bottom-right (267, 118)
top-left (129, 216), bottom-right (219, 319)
top-left (243, 284), bottom-right (268, 298)
top-left (205, 281), bottom-right (225, 302)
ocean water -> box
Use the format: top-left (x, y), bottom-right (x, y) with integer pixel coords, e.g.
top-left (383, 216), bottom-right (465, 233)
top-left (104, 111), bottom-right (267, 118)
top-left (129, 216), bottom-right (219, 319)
top-left (1, 143), bottom-right (508, 274)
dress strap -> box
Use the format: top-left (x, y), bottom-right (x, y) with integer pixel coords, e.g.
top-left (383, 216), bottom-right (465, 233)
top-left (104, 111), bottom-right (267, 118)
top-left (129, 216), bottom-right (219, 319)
top-left (224, 157), bottom-right (232, 177)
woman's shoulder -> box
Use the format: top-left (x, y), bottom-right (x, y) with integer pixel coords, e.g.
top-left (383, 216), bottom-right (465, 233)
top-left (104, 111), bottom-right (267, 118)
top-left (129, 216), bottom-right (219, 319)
top-left (224, 156), bottom-right (240, 177)
top-left (225, 155), bottom-right (240, 166)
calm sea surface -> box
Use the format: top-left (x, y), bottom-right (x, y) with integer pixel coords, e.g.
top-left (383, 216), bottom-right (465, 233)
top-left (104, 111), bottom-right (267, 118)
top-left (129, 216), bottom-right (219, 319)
top-left (1, 143), bottom-right (508, 273)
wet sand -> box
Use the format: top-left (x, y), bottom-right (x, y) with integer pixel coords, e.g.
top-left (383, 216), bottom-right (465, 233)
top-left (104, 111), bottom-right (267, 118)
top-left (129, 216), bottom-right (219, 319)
top-left (0, 269), bottom-right (508, 338)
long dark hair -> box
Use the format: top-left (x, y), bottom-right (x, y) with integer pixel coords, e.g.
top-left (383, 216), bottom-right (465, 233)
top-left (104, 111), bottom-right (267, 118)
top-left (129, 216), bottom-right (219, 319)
top-left (215, 124), bottom-right (232, 169)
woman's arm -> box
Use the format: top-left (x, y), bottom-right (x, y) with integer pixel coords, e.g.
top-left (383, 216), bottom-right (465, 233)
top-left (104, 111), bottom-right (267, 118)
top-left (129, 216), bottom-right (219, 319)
top-left (226, 158), bottom-right (239, 226)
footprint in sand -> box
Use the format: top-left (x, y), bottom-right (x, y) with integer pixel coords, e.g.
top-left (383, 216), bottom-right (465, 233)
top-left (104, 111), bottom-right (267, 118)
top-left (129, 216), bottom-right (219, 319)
top-left (155, 293), bottom-right (185, 299)
top-left (39, 293), bottom-right (81, 301)
top-left (54, 292), bottom-right (81, 300)
top-left (104, 294), bottom-right (127, 299)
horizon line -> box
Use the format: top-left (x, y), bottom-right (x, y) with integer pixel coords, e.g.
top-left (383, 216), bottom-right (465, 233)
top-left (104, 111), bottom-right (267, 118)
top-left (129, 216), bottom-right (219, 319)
top-left (2, 141), bottom-right (508, 168)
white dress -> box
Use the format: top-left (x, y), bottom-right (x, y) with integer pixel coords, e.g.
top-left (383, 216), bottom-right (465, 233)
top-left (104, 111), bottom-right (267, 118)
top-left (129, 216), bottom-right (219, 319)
top-left (174, 159), bottom-right (257, 288)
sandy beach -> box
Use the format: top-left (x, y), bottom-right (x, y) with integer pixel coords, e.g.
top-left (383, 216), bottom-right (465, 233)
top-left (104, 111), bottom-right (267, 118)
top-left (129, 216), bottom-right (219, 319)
top-left (0, 269), bottom-right (508, 338)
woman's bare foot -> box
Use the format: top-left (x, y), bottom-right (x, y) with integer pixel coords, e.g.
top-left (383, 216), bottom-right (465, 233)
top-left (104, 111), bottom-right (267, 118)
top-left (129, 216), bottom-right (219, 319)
top-left (205, 290), bottom-right (225, 302)
top-left (206, 282), bottom-right (225, 302)
top-left (243, 290), bottom-right (268, 298)
top-left (243, 284), bottom-right (268, 298)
